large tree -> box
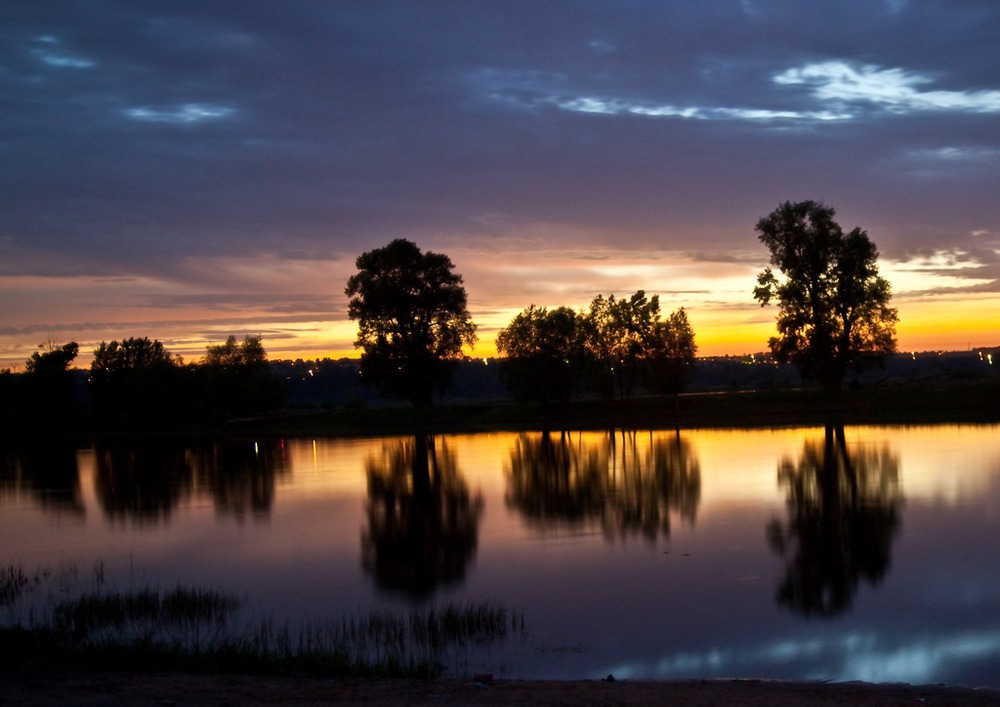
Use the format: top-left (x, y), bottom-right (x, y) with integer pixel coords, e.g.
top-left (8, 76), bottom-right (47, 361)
top-left (346, 239), bottom-right (477, 408)
top-left (754, 201), bottom-right (897, 391)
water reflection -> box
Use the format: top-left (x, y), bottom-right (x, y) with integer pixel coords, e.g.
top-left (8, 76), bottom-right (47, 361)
top-left (189, 440), bottom-right (288, 522)
top-left (767, 425), bottom-right (903, 617)
top-left (362, 435), bottom-right (484, 598)
top-left (94, 443), bottom-right (193, 524)
top-left (505, 430), bottom-right (701, 541)
top-left (93, 439), bottom-right (288, 525)
top-left (0, 442), bottom-right (84, 516)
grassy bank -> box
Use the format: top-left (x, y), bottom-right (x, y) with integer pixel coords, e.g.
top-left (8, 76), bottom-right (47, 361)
top-left (227, 379), bottom-right (1000, 438)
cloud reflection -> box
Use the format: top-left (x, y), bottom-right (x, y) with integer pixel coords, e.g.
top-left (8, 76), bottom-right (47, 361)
top-left (606, 631), bottom-right (1000, 686)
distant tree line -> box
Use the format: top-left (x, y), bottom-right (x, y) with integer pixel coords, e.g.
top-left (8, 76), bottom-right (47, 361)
top-left (1, 335), bottom-right (284, 435)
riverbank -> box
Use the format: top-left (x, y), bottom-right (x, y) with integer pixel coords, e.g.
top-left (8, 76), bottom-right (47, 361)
top-left (4, 671), bottom-right (1000, 706)
top-left (227, 379), bottom-right (1000, 439)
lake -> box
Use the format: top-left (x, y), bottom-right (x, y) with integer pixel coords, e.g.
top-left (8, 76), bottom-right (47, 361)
top-left (2, 424), bottom-right (1000, 685)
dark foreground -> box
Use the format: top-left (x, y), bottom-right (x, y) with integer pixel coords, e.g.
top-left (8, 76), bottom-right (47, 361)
top-left (4, 671), bottom-right (1000, 706)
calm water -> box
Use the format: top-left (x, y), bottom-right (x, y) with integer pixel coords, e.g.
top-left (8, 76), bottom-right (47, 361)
top-left (3, 425), bottom-right (1000, 685)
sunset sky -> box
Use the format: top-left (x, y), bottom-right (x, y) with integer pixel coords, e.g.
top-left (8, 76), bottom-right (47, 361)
top-left (2, 1), bottom-right (999, 369)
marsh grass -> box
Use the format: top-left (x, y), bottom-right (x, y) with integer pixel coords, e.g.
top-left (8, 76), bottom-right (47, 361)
top-left (0, 561), bottom-right (523, 678)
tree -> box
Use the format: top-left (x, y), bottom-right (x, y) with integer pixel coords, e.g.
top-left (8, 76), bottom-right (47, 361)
top-left (92, 337), bottom-right (175, 374)
top-left (585, 291), bottom-right (660, 401)
top-left (754, 201), bottom-right (897, 391)
top-left (644, 308), bottom-right (697, 395)
top-left (25, 341), bottom-right (79, 375)
top-left (345, 239), bottom-right (477, 408)
top-left (496, 305), bottom-right (586, 404)
top-left (583, 291), bottom-right (697, 400)
top-left (90, 337), bottom-right (181, 426)
top-left (200, 335), bottom-right (283, 419)
top-left (204, 335), bottom-right (267, 369)
top-left (20, 342), bottom-right (80, 431)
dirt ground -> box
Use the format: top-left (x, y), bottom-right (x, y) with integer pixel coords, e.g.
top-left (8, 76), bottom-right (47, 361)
top-left (3, 671), bottom-right (1000, 706)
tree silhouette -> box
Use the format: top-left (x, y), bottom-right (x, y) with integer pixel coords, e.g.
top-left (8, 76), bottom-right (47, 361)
top-left (584, 292), bottom-right (697, 401)
top-left (496, 305), bottom-right (586, 404)
top-left (19, 342), bottom-right (80, 432)
top-left (25, 342), bottom-right (79, 375)
top-left (505, 430), bottom-right (701, 541)
top-left (198, 335), bottom-right (284, 420)
top-left (643, 308), bottom-right (697, 396)
top-left (90, 337), bottom-right (182, 427)
top-left (767, 425), bottom-right (903, 617)
top-left (361, 435), bottom-right (483, 597)
top-left (346, 239), bottom-right (477, 408)
top-left (754, 201), bottom-right (897, 391)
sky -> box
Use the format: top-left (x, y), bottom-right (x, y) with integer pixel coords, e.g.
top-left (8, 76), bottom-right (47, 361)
top-left (2, 0), bottom-right (999, 368)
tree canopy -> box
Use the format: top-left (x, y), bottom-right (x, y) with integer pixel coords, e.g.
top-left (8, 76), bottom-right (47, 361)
top-left (496, 305), bottom-right (585, 404)
top-left (90, 337), bottom-right (180, 427)
top-left (204, 335), bottom-right (268, 369)
top-left (201, 335), bottom-right (283, 419)
top-left (346, 239), bottom-right (477, 408)
top-left (585, 292), bottom-right (697, 400)
top-left (754, 201), bottom-right (897, 391)
top-left (497, 292), bottom-right (697, 403)
top-left (25, 341), bottom-right (79, 375)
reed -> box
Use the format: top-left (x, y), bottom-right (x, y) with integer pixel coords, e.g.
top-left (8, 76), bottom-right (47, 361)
top-left (0, 561), bottom-right (523, 678)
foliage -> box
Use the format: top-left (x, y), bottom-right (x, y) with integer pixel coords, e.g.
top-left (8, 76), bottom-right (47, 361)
top-left (643, 307), bottom-right (697, 395)
top-left (754, 200), bottom-right (898, 391)
top-left (90, 337), bottom-right (182, 427)
top-left (25, 341), bottom-right (79, 375)
top-left (346, 239), bottom-right (477, 408)
top-left (199, 335), bottom-right (284, 420)
top-left (17, 342), bottom-right (81, 429)
top-left (204, 335), bottom-right (267, 369)
top-left (496, 305), bottom-right (586, 404)
top-left (584, 291), bottom-right (697, 400)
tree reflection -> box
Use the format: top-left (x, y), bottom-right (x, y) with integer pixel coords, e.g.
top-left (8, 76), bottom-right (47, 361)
top-left (767, 425), bottom-right (902, 617)
top-left (94, 443), bottom-right (193, 525)
top-left (505, 431), bottom-right (607, 522)
top-left (93, 440), bottom-right (288, 525)
top-left (189, 439), bottom-right (288, 522)
top-left (361, 435), bottom-right (483, 598)
top-left (0, 442), bottom-right (84, 516)
top-left (505, 430), bottom-right (701, 541)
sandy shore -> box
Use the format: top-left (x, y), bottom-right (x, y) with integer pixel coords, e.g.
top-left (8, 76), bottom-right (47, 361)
top-left (4, 672), bottom-right (1000, 706)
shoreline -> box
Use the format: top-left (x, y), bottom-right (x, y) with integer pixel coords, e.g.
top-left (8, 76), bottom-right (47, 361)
top-left (5, 672), bottom-right (1000, 706)
top-left (224, 379), bottom-right (1000, 439)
